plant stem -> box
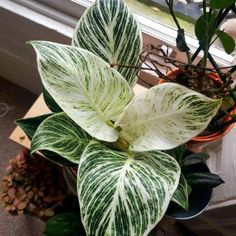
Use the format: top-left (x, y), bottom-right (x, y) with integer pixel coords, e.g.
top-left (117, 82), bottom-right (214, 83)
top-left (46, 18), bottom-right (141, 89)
top-left (201, 0), bottom-right (209, 68)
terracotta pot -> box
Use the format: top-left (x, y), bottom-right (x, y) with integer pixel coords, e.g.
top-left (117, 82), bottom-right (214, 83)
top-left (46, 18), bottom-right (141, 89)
top-left (159, 68), bottom-right (236, 146)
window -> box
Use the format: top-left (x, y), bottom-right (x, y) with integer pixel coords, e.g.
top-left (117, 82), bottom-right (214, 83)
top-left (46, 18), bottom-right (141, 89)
top-left (1, 0), bottom-right (235, 93)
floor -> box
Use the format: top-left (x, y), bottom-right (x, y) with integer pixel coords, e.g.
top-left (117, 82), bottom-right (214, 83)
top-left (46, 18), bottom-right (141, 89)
top-left (0, 78), bottom-right (45, 236)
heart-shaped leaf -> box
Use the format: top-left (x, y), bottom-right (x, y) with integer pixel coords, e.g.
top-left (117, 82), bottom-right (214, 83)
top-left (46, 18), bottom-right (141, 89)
top-left (30, 41), bottom-right (133, 142)
top-left (72, 0), bottom-right (142, 87)
top-left (171, 174), bottom-right (190, 210)
top-left (78, 142), bottom-right (180, 236)
top-left (116, 83), bottom-right (222, 151)
top-left (31, 113), bottom-right (92, 164)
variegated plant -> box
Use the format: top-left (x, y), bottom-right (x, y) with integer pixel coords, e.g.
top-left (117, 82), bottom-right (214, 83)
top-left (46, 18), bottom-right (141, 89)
top-left (17, 0), bottom-right (222, 235)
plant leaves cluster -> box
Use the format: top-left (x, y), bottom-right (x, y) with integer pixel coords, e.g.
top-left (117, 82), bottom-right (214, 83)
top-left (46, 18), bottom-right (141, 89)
top-left (16, 0), bottom-right (226, 235)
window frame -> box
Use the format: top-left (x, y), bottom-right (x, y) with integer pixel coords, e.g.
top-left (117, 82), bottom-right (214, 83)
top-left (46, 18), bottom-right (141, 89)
top-left (14, 0), bottom-right (235, 66)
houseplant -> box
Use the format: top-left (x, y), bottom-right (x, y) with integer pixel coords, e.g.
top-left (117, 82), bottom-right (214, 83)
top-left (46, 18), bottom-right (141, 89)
top-left (14, 0), bottom-right (225, 235)
top-left (139, 0), bottom-right (236, 145)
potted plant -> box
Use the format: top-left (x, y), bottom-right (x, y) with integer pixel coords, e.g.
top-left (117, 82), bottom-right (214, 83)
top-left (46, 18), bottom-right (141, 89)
top-left (139, 0), bottom-right (236, 146)
top-left (14, 0), bottom-right (225, 235)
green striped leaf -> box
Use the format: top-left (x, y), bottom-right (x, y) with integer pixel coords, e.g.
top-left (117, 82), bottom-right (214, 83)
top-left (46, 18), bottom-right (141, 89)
top-left (78, 142), bottom-right (180, 236)
top-left (171, 174), bottom-right (190, 210)
top-left (72, 0), bottom-right (142, 87)
top-left (185, 172), bottom-right (224, 188)
top-left (15, 114), bottom-right (52, 140)
top-left (31, 113), bottom-right (92, 164)
top-left (116, 83), bottom-right (222, 151)
top-left (30, 41), bottom-right (133, 142)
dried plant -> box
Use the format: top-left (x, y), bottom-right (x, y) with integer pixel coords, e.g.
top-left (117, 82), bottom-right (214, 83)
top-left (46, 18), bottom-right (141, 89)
top-left (1, 149), bottom-right (66, 219)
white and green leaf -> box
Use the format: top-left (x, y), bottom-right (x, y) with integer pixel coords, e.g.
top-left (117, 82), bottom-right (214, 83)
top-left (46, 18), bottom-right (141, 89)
top-left (78, 141), bottom-right (180, 236)
top-left (30, 41), bottom-right (133, 142)
top-left (116, 83), bottom-right (222, 151)
top-left (171, 174), bottom-right (190, 210)
top-left (72, 0), bottom-right (142, 87)
top-left (31, 112), bottom-right (92, 164)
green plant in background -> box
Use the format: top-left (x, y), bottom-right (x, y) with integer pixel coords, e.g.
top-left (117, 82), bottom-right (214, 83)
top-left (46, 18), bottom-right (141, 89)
top-left (157, 0), bottom-right (236, 132)
top-left (15, 0), bottom-right (224, 235)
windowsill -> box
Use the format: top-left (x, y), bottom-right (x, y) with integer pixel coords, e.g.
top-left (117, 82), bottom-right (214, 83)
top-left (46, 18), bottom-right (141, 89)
top-left (0, 0), bottom-right (235, 94)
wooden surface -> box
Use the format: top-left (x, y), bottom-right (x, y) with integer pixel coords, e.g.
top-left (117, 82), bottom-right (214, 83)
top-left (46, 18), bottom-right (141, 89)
top-left (9, 94), bottom-right (50, 149)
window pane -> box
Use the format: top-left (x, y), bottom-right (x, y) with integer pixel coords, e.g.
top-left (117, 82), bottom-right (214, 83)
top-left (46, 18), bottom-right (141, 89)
top-left (125, 0), bottom-right (195, 35)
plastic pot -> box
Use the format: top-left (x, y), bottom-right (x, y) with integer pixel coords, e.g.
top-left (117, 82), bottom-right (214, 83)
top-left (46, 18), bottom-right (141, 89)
top-left (166, 163), bottom-right (212, 220)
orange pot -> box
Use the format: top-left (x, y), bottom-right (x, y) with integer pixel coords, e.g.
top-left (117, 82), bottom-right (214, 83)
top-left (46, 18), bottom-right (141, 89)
top-left (159, 68), bottom-right (236, 146)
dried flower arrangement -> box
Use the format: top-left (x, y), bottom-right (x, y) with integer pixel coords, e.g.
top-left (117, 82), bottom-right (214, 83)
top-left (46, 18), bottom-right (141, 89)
top-left (1, 149), bottom-right (66, 219)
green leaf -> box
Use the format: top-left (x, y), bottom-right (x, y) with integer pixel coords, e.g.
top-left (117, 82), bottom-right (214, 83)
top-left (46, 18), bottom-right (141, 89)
top-left (15, 113), bottom-right (77, 167)
top-left (116, 83), bottom-right (222, 151)
top-left (15, 114), bottom-right (52, 140)
top-left (78, 141), bottom-right (180, 236)
top-left (210, 0), bottom-right (236, 9)
top-left (185, 172), bottom-right (224, 188)
top-left (166, 144), bottom-right (186, 163)
top-left (72, 0), bottom-right (142, 87)
top-left (43, 88), bottom-right (63, 113)
top-left (30, 41), bottom-right (133, 142)
top-left (183, 152), bottom-right (210, 166)
top-left (45, 212), bottom-right (85, 236)
top-left (171, 174), bottom-right (189, 210)
top-left (218, 30), bottom-right (236, 54)
top-left (31, 112), bottom-right (92, 164)
top-left (195, 12), bottom-right (217, 42)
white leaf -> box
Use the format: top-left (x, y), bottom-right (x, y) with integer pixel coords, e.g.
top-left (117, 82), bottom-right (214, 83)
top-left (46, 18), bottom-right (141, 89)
top-left (116, 83), bottom-right (222, 151)
top-left (30, 41), bottom-right (133, 142)
top-left (78, 141), bottom-right (180, 236)
top-left (72, 0), bottom-right (142, 87)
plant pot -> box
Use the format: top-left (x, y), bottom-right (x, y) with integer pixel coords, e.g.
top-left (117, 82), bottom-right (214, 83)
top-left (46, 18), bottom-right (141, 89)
top-left (166, 163), bottom-right (212, 220)
top-left (159, 69), bottom-right (236, 147)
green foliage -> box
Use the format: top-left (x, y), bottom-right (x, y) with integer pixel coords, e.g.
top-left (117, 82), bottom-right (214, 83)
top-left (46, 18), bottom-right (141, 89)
top-left (209, 0), bottom-right (236, 9)
top-left (45, 212), bottom-right (85, 236)
top-left (218, 30), bottom-right (236, 54)
top-left (31, 113), bottom-right (92, 164)
top-left (171, 173), bottom-right (190, 210)
top-left (195, 12), bottom-right (217, 42)
top-left (43, 88), bottom-right (62, 113)
top-left (166, 144), bottom-right (186, 163)
top-left (15, 114), bottom-right (51, 140)
top-left (18, 0), bottom-right (228, 235)
top-left (185, 172), bottom-right (224, 188)
top-left (183, 152), bottom-right (210, 166)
